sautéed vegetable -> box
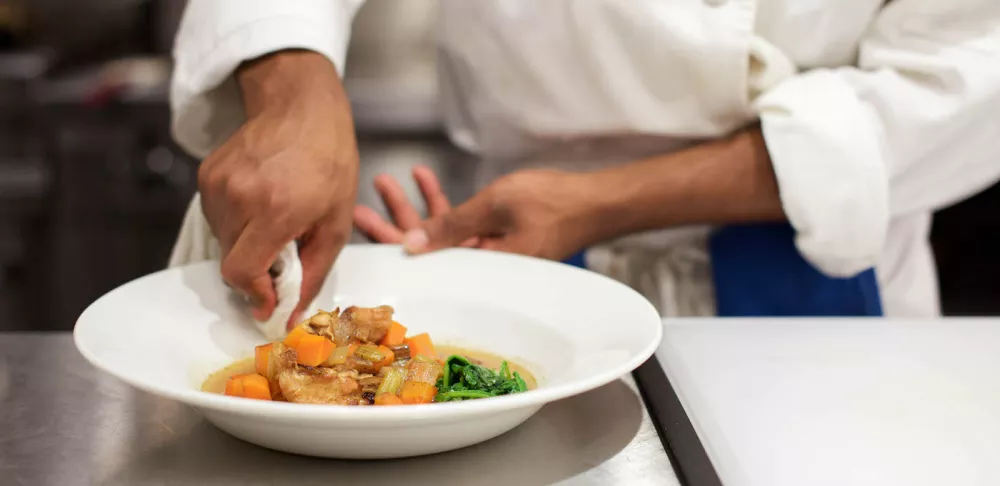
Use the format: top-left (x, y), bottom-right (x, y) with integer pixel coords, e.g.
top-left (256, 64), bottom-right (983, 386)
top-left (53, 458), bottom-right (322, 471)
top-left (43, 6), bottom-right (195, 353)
top-left (202, 306), bottom-right (535, 405)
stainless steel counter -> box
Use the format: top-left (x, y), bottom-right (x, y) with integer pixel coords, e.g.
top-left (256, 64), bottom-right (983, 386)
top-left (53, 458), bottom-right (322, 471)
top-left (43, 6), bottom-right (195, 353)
top-left (0, 333), bottom-right (679, 486)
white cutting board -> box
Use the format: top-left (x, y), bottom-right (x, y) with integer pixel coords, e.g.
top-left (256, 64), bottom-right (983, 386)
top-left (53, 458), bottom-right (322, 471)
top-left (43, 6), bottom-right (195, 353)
top-left (658, 318), bottom-right (1000, 486)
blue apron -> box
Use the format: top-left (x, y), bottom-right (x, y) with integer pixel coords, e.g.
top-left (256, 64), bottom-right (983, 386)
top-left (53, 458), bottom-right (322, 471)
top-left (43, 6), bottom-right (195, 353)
top-left (563, 222), bottom-right (883, 317)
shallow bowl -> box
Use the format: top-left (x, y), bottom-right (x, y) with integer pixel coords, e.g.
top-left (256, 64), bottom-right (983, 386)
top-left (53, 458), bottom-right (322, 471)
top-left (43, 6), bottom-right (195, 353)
top-left (74, 245), bottom-right (662, 458)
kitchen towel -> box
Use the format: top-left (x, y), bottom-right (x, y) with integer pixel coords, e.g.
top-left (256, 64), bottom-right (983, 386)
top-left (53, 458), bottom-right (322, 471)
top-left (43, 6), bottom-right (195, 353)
top-left (168, 193), bottom-right (303, 340)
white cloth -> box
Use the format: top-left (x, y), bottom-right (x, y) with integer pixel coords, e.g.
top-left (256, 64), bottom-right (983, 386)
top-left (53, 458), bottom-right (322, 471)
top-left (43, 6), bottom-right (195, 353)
top-left (170, 0), bottom-right (1000, 317)
top-left (167, 193), bottom-right (302, 340)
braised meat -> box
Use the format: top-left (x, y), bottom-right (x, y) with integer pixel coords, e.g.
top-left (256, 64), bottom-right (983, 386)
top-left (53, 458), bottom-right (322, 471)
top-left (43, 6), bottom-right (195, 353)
top-left (332, 305), bottom-right (394, 345)
top-left (277, 367), bottom-right (363, 405)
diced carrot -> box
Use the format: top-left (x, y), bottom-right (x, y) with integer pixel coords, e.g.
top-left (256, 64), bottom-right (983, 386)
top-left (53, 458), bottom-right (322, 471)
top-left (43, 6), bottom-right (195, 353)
top-left (380, 321), bottom-right (408, 347)
top-left (224, 373), bottom-right (272, 401)
top-left (224, 375), bottom-right (244, 397)
top-left (254, 343), bottom-right (273, 376)
top-left (376, 345), bottom-right (395, 368)
top-left (375, 393), bottom-right (404, 406)
top-left (400, 381), bottom-right (437, 404)
top-left (240, 374), bottom-right (273, 400)
top-left (296, 334), bottom-right (335, 367)
top-left (283, 326), bottom-right (309, 349)
top-left (406, 333), bottom-right (436, 359)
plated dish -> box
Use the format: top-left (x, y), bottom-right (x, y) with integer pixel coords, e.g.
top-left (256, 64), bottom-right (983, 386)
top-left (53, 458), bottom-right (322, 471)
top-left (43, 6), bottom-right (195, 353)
top-left (74, 245), bottom-right (662, 458)
top-left (203, 305), bottom-right (535, 405)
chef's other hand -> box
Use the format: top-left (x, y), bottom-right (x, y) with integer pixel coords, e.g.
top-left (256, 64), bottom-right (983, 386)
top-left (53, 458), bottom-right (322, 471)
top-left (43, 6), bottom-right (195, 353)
top-left (198, 50), bottom-right (358, 324)
top-left (399, 169), bottom-right (603, 261)
top-left (353, 165), bottom-right (479, 248)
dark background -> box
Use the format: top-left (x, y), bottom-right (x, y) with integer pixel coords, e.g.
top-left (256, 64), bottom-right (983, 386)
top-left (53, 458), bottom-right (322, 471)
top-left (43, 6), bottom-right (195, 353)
top-left (0, 0), bottom-right (996, 331)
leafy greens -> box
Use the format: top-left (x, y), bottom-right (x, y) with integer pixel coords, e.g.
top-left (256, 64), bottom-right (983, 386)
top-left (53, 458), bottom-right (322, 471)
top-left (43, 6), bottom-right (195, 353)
top-left (434, 355), bottom-right (528, 402)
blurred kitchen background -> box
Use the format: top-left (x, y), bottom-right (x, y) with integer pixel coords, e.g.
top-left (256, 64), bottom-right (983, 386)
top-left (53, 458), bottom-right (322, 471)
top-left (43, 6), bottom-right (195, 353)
top-left (0, 0), bottom-right (996, 330)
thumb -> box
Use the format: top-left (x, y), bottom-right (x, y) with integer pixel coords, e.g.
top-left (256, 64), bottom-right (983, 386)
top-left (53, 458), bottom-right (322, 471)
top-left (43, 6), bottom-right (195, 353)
top-left (402, 191), bottom-right (499, 254)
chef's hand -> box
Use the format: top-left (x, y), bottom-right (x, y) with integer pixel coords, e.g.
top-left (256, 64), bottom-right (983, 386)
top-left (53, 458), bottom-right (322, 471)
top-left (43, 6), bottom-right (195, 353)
top-left (198, 50), bottom-right (358, 324)
top-left (353, 165), bottom-right (480, 248)
top-left (355, 166), bottom-right (604, 261)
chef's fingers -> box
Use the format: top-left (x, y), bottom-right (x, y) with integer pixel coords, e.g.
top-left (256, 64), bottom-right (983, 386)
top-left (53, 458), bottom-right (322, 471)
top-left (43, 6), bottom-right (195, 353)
top-left (199, 194), bottom-right (244, 257)
top-left (412, 165), bottom-right (452, 217)
top-left (221, 221), bottom-right (284, 321)
top-left (215, 214), bottom-right (247, 258)
top-left (353, 205), bottom-right (405, 243)
top-left (460, 236), bottom-right (482, 248)
top-left (293, 218), bottom-right (346, 329)
top-left (373, 174), bottom-right (422, 230)
top-left (476, 238), bottom-right (509, 252)
top-left (403, 190), bottom-right (500, 254)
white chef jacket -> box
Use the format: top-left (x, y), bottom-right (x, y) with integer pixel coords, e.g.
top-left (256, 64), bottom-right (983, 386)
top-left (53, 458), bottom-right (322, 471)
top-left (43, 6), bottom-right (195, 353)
top-left (170, 0), bottom-right (1000, 318)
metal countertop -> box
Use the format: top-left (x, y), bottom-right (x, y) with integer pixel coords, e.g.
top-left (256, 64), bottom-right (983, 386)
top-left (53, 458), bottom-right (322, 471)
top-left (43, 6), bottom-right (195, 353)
top-left (0, 333), bottom-right (679, 486)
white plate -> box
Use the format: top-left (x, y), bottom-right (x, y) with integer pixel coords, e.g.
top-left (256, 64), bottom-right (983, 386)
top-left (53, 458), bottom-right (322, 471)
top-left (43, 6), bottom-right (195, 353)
top-left (74, 245), bottom-right (662, 459)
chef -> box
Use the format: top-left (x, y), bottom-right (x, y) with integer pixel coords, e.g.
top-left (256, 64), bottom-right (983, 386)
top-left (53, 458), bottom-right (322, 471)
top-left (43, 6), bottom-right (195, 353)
top-left (169, 0), bottom-right (1000, 329)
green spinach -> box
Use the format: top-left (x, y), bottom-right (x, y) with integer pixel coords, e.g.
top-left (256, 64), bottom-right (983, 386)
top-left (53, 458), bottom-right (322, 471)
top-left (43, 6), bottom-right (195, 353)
top-left (434, 354), bottom-right (529, 402)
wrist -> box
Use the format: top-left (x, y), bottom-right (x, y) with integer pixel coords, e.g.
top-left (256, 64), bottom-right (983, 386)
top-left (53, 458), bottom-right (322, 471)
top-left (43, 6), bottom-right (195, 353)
top-left (566, 171), bottom-right (629, 247)
top-left (237, 49), bottom-right (348, 119)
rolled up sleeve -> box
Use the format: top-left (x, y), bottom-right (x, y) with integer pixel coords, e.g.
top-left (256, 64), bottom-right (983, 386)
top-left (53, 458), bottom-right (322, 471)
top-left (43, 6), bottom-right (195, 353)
top-left (755, 0), bottom-right (1000, 277)
top-left (170, 0), bottom-right (365, 158)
